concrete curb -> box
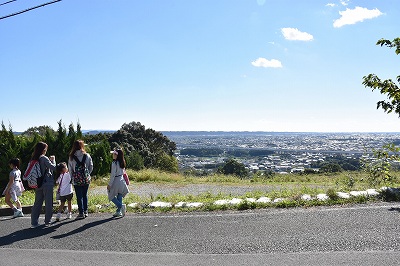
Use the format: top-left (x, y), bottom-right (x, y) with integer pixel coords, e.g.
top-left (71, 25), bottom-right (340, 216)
top-left (0, 204), bottom-right (56, 217)
top-left (0, 205), bottom-right (33, 216)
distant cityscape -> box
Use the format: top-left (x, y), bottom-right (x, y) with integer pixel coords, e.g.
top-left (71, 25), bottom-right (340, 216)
top-left (162, 132), bottom-right (400, 174)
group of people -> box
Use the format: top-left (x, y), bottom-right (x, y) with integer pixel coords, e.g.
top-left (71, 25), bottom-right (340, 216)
top-left (2, 139), bottom-right (130, 228)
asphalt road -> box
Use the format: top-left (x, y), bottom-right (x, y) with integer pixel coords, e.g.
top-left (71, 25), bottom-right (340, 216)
top-left (1, 203), bottom-right (400, 265)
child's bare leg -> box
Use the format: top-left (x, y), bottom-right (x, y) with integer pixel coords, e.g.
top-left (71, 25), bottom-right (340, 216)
top-left (67, 200), bottom-right (72, 213)
top-left (15, 198), bottom-right (22, 210)
top-left (58, 201), bottom-right (66, 213)
top-left (5, 193), bottom-right (15, 210)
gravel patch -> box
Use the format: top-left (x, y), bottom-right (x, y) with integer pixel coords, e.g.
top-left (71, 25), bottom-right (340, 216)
top-left (89, 183), bottom-right (330, 198)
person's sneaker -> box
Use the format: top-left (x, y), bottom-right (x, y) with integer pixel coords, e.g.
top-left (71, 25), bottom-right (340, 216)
top-left (121, 204), bottom-right (126, 217)
top-left (44, 223), bottom-right (51, 227)
top-left (113, 211), bottom-right (122, 217)
top-left (30, 224), bottom-right (40, 229)
top-left (84, 212), bottom-right (88, 218)
top-left (76, 213), bottom-right (84, 219)
top-left (67, 212), bottom-right (72, 219)
top-left (55, 212), bottom-right (61, 221)
top-left (13, 210), bottom-right (24, 218)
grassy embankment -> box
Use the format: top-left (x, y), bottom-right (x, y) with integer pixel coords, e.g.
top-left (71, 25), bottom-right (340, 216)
top-left (2, 169), bottom-right (400, 213)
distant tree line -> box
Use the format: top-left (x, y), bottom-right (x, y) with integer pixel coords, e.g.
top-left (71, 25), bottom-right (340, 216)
top-left (180, 148), bottom-right (223, 157)
top-left (0, 120), bottom-right (178, 189)
top-left (227, 149), bottom-right (275, 157)
top-left (310, 155), bottom-right (362, 173)
top-left (180, 148), bottom-right (275, 157)
top-left (217, 158), bottom-right (249, 178)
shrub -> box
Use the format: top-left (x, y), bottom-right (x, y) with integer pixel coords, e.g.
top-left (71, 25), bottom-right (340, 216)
top-left (379, 187), bottom-right (400, 201)
top-left (237, 199), bottom-right (257, 210)
top-left (326, 188), bottom-right (339, 200)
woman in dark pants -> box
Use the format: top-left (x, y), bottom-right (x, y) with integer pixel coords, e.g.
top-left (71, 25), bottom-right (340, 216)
top-left (68, 139), bottom-right (93, 219)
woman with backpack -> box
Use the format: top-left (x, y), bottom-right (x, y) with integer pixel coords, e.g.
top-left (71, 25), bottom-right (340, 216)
top-left (30, 142), bottom-right (56, 228)
top-left (68, 139), bottom-right (93, 219)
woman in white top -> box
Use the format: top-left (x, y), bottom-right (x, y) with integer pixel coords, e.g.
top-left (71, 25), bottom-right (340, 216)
top-left (107, 149), bottom-right (129, 217)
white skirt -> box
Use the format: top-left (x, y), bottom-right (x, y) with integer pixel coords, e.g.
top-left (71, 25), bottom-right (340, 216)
top-left (2, 181), bottom-right (25, 201)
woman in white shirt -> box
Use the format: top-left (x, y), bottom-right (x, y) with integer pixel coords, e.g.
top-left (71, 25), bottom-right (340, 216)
top-left (107, 149), bottom-right (129, 217)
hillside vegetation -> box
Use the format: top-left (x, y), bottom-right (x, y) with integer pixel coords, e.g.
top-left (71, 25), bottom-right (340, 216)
top-left (3, 168), bottom-right (399, 214)
top-left (2, 115), bottom-right (400, 212)
top-left (0, 120), bottom-right (178, 188)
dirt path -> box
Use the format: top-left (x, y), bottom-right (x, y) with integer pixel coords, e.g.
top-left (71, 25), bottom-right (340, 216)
top-left (89, 183), bottom-right (330, 198)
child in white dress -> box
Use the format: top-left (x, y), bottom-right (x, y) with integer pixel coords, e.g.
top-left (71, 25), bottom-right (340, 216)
top-left (55, 162), bottom-right (74, 221)
top-left (2, 158), bottom-right (25, 218)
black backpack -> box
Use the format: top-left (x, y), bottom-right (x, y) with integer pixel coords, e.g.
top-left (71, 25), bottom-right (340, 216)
top-left (72, 154), bottom-right (90, 186)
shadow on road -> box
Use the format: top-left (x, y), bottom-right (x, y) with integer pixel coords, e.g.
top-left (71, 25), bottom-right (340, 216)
top-left (0, 219), bottom-right (76, 246)
top-left (388, 207), bottom-right (400, 212)
top-left (0, 216), bottom-right (114, 246)
top-left (51, 217), bottom-right (114, 239)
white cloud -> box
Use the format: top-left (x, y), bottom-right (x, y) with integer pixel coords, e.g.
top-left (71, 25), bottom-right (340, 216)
top-left (333, 6), bottom-right (383, 28)
top-left (326, 3), bottom-right (336, 7)
top-left (340, 0), bottom-right (349, 6)
top-left (251, 58), bottom-right (282, 68)
top-left (281, 28), bottom-right (313, 41)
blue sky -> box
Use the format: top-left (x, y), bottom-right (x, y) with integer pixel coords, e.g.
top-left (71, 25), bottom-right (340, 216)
top-left (0, 0), bottom-right (399, 132)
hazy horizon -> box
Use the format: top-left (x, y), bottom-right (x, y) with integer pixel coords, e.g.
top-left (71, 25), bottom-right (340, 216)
top-left (11, 128), bottom-right (400, 134)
